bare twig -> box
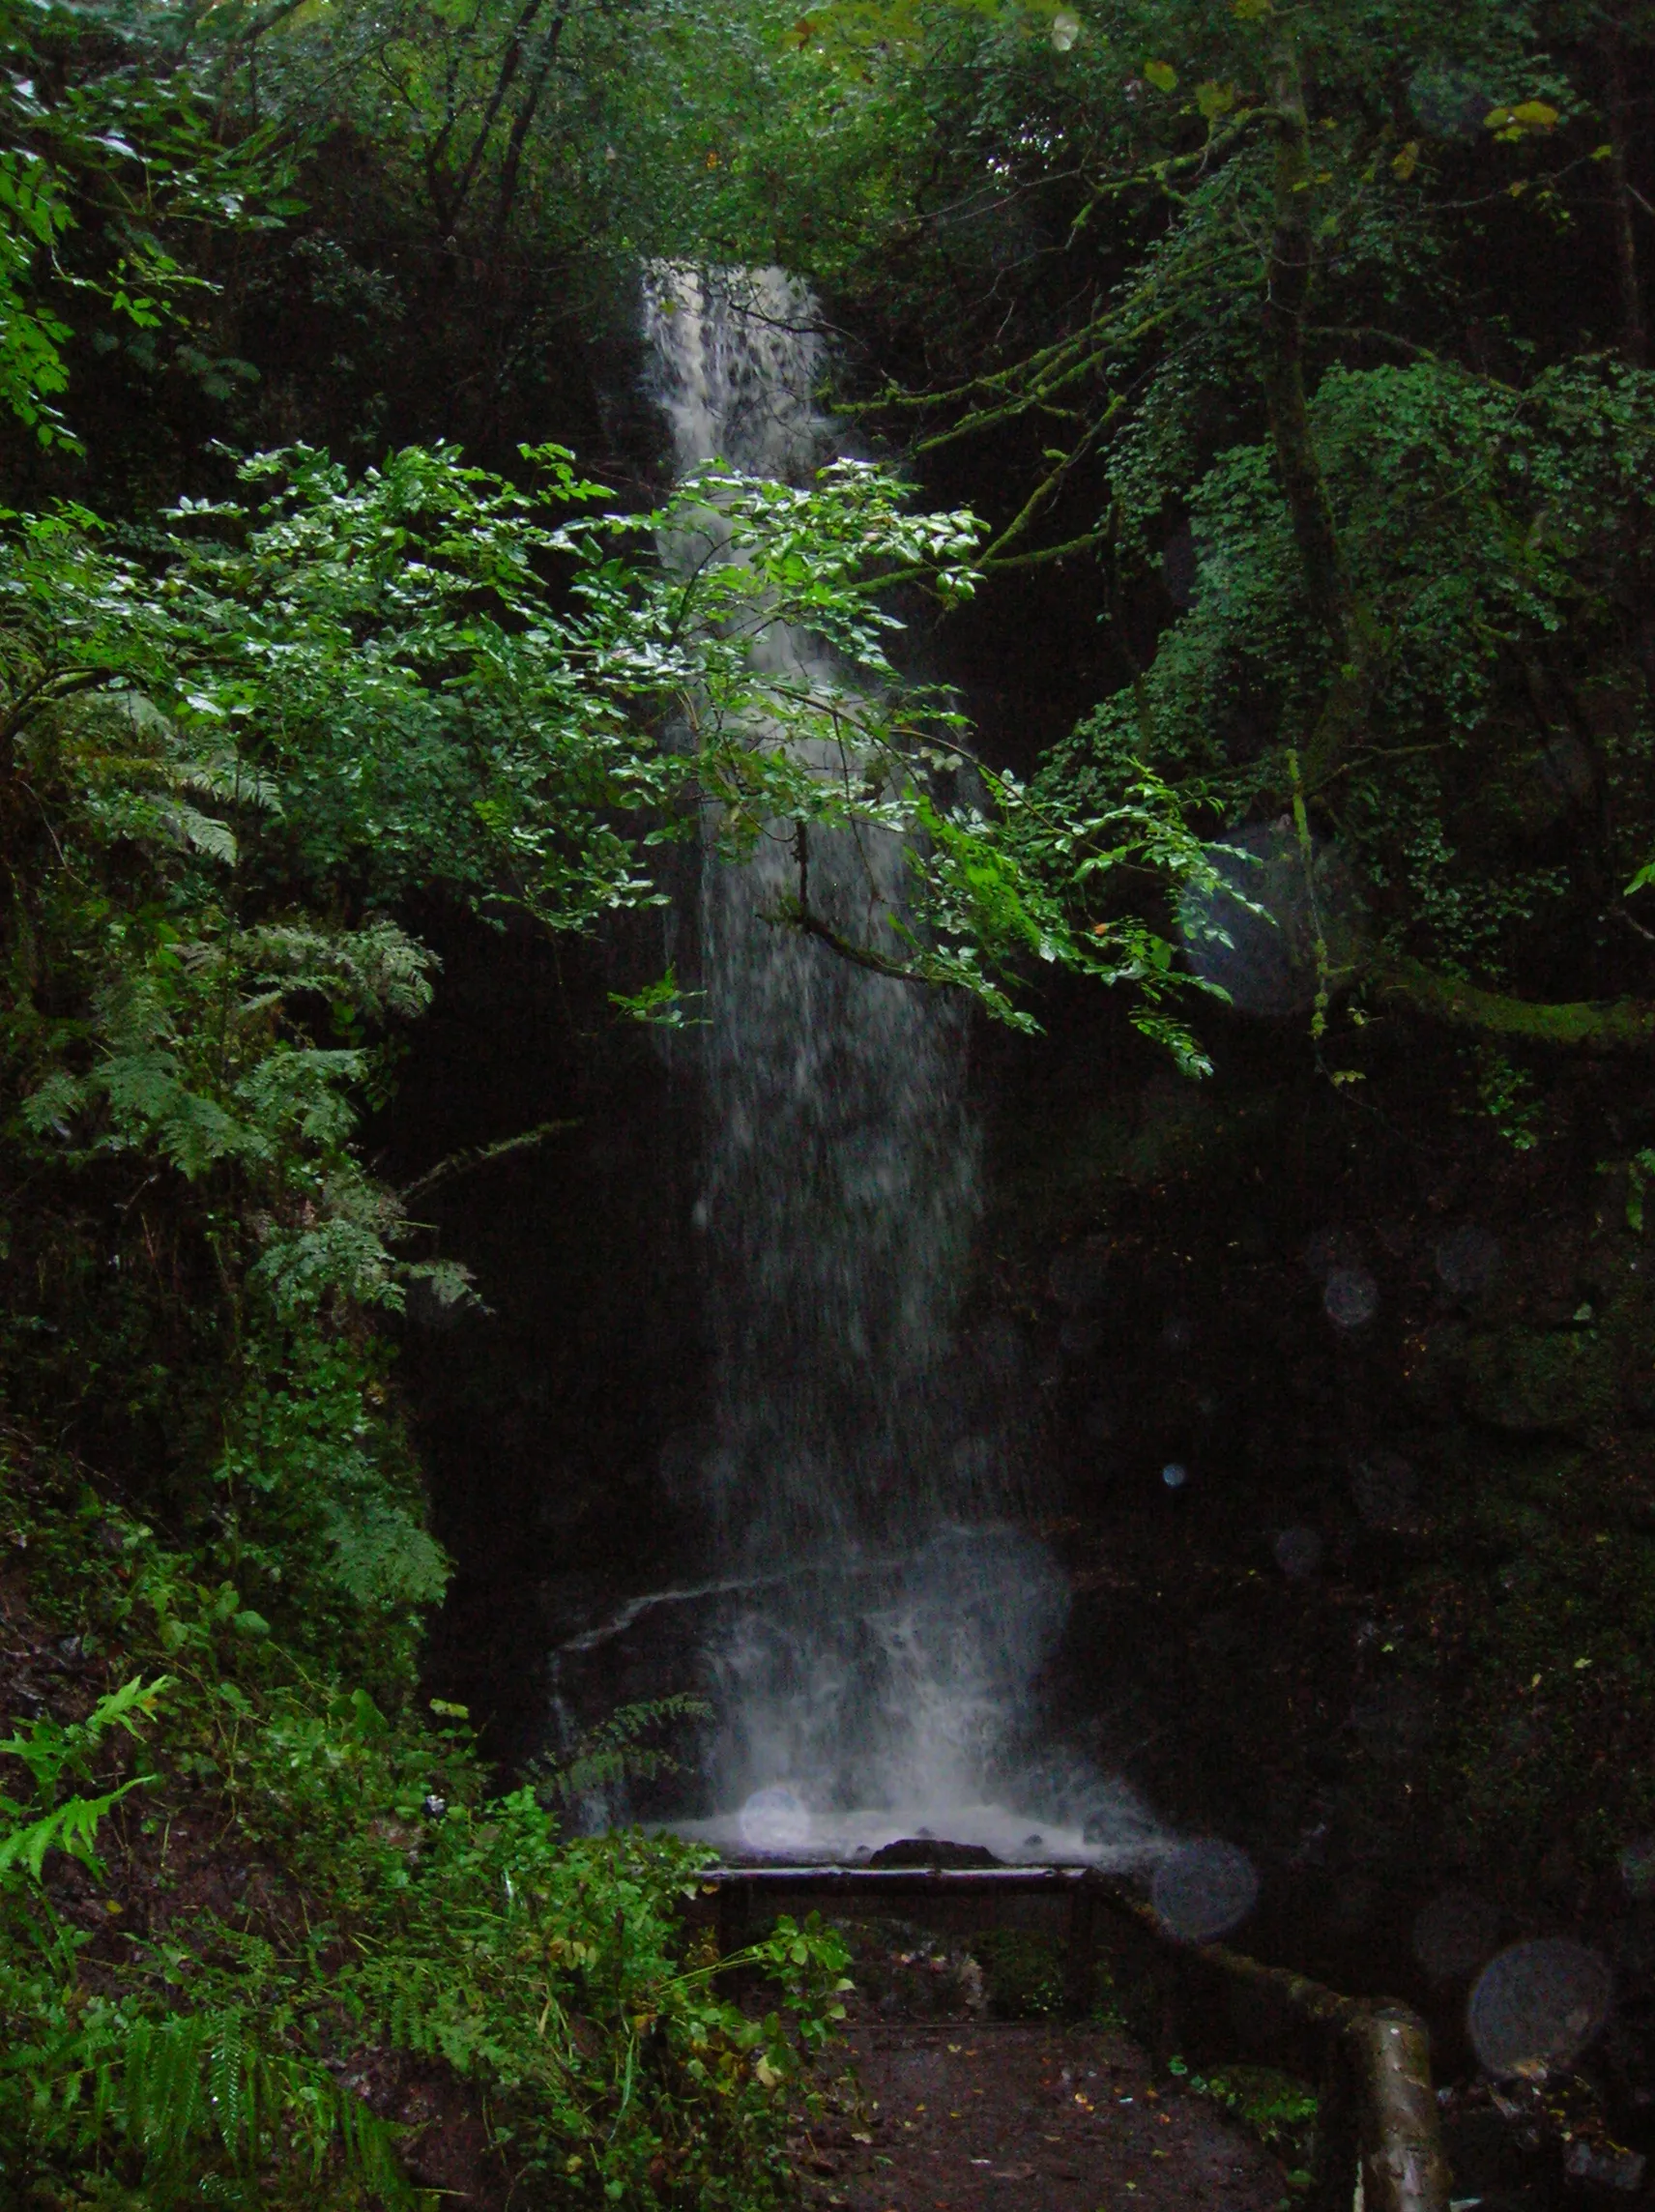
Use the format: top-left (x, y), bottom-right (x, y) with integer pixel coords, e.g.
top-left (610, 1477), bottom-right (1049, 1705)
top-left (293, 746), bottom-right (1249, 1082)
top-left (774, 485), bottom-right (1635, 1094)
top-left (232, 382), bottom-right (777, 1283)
top-left (401, 1117), bottom-right (580, 1201)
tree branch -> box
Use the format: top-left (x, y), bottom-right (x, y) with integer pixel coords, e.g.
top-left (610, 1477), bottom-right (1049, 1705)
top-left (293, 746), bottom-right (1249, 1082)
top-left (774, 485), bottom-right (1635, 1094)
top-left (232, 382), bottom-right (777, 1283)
top-left (491, 3), bottom-right (569, 244)
top-left (1375, 957), bottom-right (1655, 1051)
top-left (1257, 31), bottom-right (1383, 796)
top-left (1603, 27), bottom-right (1648, 368)
top-left (401, 1117), bottom-right (580, 1202)
top-left (770, 894), bottom-right (935, 987)
top-left (429, 0), bottom-right (549, 234)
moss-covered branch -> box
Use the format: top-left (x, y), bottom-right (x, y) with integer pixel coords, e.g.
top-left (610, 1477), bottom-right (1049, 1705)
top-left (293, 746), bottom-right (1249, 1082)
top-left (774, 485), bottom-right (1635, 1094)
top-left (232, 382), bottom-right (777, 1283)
top-left (1376, 956), bottom-right (1655, 1050)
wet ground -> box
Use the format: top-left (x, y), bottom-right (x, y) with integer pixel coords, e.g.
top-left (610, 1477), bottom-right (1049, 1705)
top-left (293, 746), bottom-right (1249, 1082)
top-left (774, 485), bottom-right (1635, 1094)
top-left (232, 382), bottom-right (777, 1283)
top-left (796, 2023), bottom-right (1288, 2212)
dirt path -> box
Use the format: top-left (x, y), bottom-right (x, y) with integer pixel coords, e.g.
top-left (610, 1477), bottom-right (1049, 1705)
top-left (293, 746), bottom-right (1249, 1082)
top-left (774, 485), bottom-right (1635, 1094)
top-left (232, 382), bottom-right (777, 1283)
top-left (798, 2023), bottom-right (1290, 2212)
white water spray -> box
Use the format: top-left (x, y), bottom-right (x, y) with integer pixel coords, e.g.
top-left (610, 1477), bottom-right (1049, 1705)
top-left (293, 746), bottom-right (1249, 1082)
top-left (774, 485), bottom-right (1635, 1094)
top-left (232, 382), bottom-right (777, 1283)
top-left (636, 267), bottom-right (1155, 1864)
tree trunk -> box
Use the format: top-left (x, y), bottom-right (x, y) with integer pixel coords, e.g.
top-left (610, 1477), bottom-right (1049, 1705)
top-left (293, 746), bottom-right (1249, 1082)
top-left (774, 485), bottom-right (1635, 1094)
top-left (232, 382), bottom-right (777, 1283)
top-left (1260, 32), bottom-right (1351, 659)
top-left (1604, 30), bottom-right (1648, 368)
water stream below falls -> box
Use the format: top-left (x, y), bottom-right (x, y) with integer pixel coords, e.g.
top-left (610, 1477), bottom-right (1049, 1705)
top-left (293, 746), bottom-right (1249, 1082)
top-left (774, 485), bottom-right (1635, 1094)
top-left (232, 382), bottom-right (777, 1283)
top-left (549, 267), bottom-right (1158, 1868)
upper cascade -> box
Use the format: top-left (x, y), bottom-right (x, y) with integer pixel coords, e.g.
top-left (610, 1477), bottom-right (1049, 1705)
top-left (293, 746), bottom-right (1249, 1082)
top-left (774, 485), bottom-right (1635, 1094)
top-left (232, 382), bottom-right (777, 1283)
top-left (644, 264), bottom-right (827, 482)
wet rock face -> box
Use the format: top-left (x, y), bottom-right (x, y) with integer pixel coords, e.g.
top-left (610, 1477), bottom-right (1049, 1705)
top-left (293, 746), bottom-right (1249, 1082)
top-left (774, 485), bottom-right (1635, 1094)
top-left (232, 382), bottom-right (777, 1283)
top-left (1350, 1451), bottom-right (1419, 1529)
top-left (973, 1007), bottom-right (1655, 2032)
top-left (1398, 1319), bottom-right (1469, 1422)
top-left (1273, 1527), bottom-right (1323, 1579)
top-left (1435, 1224), bottom-right (1502, 1303)
top-left (1410, 1887), bottom-right (1501, 1982)
top-left (1048, 1235), bottom-right (1112, 1314)
top-left (1177, 822), bottom-right (1366, 1017)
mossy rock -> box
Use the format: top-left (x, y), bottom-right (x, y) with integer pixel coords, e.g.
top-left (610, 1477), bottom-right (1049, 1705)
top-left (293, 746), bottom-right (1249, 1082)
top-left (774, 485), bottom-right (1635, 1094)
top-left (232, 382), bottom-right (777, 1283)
top-left (985, 1071), bottom-right (1278, 1241)
top-left (1464, 1327), bottom-right (1619, 1432)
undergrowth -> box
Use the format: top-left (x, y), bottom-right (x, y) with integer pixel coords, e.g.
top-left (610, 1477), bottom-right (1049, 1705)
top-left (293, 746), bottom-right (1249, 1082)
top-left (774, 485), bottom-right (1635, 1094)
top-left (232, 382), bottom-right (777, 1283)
top-left (1167, 2056), bottom-right (1319, 2186)
top-left (970, 1928), bottom-right (1065, 2018)
top-left (0, 1448), bottom-right (852, 2207)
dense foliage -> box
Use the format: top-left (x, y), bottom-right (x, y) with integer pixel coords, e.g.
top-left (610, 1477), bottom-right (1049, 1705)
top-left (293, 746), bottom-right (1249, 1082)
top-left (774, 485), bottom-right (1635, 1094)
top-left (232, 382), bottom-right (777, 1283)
top-left (745, 0), bottom-right (1655, 1043)
top-left (3, 0), bottom-right (1654, 2197)
top-left (2, 1455), bottom-right (853, 2204)
top-left (0, 415), bottom-right (989, 2202)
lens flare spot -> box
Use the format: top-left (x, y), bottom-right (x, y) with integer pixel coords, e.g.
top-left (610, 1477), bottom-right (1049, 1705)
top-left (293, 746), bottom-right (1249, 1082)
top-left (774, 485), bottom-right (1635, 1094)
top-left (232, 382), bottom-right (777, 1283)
top-left (739, 1785), bottom-right (812, 1851)
top-left (1151, 1840), bottom-right (1260, 1942)
top-left (1467, 1939), bottom-right (1612, 2077)
top-left (1324, 1266), bottom-right (1379, 1329)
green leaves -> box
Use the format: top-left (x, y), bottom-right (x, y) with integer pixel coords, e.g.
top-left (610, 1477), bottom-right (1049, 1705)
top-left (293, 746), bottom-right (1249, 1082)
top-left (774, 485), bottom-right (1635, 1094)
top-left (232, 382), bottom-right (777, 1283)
top-left (0, 1781), bottom-right (148, 1880)
top-left (0, 1674), bottom-right (171, 1881)
top-left (610, 967), bottom-right (710, 1028)
top-left (0, 0), bottom-right (293, 445)
top-left (0, 443), bottom-right (984, 955)
top-left (0, 1674), bottom-right (171, 1808)
top-left (341, 1791), bottom-right (843, 2198)
top-left (1045, 347), bottom-right (1655, 1013)
top-left (1483, 99), bottom-right (1559, 139)
top-left (0, 149), bottom-right (75, 445)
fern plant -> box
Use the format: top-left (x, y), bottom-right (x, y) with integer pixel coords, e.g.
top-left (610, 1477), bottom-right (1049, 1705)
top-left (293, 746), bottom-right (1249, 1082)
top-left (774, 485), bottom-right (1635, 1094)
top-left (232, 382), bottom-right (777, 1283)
top-left (0, 1674), bottom-right (170, 1879)
top-left (4, 1982), bottom-right (423, 2207)
top-left (118, 2010), bottom-right (417, 2207)
top-left (532, 1692), bottom-right (712, 1808)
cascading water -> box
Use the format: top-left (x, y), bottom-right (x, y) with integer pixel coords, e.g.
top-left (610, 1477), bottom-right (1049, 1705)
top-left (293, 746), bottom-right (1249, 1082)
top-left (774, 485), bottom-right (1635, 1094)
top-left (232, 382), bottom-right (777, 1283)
top-left (551, 266), bottom-right (1158, 1864)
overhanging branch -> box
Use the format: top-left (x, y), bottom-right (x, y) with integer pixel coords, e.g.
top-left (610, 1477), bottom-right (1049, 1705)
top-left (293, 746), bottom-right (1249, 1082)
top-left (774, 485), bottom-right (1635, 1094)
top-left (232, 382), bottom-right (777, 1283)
top-left (1376, 957), bottom-right (1655, 1051)
top-left (770, 895), bottom-right (933, 986)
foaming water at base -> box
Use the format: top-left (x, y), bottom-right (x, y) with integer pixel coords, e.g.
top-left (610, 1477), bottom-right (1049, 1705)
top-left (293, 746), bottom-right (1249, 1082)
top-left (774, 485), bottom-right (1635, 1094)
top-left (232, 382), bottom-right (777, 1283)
top-left (547, 1524), bottom-right (1166, 1871)
top-left (674, 1789), bottom-right (1166, 1870)
top-left (697, 1526), bottom-right (1065, 1824)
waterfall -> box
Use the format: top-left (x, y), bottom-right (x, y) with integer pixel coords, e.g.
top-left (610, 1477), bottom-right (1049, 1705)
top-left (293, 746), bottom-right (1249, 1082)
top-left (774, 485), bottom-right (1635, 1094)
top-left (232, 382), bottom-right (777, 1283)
top-left (620, 265), bottom-right (1155, 1863)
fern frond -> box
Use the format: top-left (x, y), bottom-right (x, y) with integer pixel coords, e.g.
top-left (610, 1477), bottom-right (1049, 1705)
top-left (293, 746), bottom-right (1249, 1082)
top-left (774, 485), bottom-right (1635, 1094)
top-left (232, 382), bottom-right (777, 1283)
top-left (82, 1672), bottom-right (174, 1743)
top-left (0, 1777), bottom-right (148, 1880)
top-left (125, 2012), bottom-right (210, 2172)
top-left (115, 2009), bottom-right (419, 2202)
top-left (325, 1499), bottom-right (450, 1608)
top-left (535, 1694), bottom-right (711, 1803)
top-left (207, 2014), bottom-right (248, 2162)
